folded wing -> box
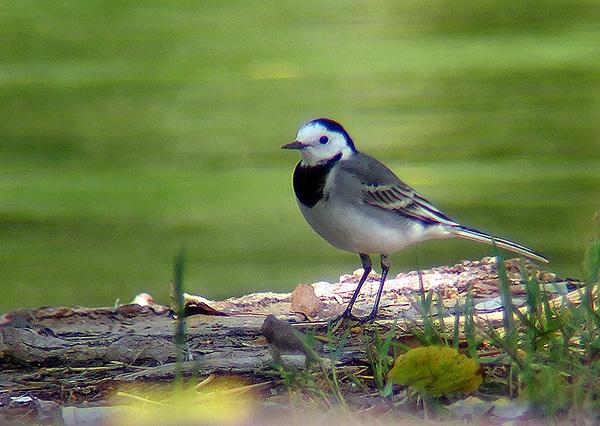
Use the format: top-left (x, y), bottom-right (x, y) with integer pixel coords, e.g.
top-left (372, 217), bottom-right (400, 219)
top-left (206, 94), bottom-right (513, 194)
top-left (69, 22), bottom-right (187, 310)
top-left (340, 152), bottom-right (549, 263)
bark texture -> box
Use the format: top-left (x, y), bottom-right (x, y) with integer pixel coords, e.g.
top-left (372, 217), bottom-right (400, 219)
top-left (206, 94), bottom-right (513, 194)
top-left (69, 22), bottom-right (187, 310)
top-left (0, 257), bottom-right (578, 411)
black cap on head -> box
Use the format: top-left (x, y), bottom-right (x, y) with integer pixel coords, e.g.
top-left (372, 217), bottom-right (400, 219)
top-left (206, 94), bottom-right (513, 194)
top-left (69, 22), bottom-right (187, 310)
top-left (307, 118), bottom-right (357, 152)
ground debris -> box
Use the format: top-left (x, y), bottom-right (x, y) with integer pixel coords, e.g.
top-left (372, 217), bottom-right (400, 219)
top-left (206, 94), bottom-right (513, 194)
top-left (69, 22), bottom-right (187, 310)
top-left (0, 257), bottom-right (580, 423)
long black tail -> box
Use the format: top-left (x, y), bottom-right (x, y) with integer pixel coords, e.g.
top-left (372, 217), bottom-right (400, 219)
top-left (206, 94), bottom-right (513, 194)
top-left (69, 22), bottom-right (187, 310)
top-left (449, 226), bottom-right (549, 263)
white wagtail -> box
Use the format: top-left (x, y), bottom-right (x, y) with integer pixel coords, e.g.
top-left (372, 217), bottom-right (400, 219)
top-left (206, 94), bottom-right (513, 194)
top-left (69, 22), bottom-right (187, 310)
top-left (282, 118), bottom-right (548, 323)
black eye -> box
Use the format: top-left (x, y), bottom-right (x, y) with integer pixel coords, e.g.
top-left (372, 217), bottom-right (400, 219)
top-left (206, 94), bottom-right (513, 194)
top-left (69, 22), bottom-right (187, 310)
top-left (319, 135), bottom-right (329, 144)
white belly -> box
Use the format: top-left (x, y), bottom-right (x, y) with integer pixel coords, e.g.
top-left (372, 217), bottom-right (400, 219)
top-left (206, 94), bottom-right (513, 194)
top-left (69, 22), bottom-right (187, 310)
top-left (298, 197), bottom-right (452, 255)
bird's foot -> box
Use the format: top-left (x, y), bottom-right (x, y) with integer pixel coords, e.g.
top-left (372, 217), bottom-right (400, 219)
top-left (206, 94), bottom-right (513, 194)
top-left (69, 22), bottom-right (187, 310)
top-left (328, 311), bottom-right (362, 329)
top-left (357, 312), bottom-right (378, 324)
top-left (327, 310), bottom-right (381, 332)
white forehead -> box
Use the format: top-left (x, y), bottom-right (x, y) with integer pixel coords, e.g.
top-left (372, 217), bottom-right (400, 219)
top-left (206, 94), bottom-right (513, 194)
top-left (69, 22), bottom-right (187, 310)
top-left (297, 122), bottom-right (330, 140)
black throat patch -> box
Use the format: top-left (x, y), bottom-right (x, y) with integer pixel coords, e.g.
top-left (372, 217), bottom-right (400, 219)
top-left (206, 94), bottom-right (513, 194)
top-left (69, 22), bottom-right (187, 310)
top-left (293, 153), bottom-right (342, 208)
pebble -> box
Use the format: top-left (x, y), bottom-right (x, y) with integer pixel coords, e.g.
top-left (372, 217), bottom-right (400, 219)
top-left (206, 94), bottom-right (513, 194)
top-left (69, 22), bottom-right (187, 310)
top-left (291, 284), bottom-right (322, 318)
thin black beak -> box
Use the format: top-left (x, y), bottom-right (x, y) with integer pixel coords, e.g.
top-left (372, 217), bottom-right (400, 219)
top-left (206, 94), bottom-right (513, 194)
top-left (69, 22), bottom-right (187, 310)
top-left (281, 140), bottom-right (307, 150)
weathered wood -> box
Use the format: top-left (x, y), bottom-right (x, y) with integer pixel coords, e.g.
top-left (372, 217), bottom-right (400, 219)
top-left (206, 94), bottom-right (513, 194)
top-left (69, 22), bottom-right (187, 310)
top-left (0, 257), bottom-right (579, 415)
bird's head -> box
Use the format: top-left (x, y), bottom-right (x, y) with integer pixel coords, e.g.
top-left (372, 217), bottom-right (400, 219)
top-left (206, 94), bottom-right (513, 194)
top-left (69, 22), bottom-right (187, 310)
top-left (282, 118), bottom-right (357, 165)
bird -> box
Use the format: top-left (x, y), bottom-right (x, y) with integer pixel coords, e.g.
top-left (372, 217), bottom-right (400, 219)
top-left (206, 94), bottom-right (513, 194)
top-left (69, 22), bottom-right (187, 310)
top-left (282, 118), bottom-right (549, 323)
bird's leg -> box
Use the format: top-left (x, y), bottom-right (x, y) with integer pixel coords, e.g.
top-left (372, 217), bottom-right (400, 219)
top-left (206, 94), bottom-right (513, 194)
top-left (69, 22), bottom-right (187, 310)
top-left (360, 254), bottom-right (390, 323)
top-left (332, 254), bottom-right (372, 323)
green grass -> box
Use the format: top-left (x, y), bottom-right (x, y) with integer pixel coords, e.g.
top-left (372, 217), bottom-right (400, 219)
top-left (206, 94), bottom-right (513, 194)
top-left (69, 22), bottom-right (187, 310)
top-left (267, 239), bottom-right (600, 422)
top-left (126, 225), bottom-right (600, 422)
top-left (1, 0), bottom-right (600, 311)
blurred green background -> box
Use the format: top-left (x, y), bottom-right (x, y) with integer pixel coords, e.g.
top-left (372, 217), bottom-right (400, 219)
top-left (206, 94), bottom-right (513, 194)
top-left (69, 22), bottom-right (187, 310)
top-left (1, 0), bottom-right (599, 312)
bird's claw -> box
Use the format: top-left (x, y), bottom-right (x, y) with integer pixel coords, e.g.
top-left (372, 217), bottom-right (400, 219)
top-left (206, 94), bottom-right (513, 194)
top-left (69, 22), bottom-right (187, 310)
top-left (328, 311), bottom-right (378, 329)
top-left (328, 311), bottom-right (360, 328)
top-left (357, 312), bottom-right (378, 324)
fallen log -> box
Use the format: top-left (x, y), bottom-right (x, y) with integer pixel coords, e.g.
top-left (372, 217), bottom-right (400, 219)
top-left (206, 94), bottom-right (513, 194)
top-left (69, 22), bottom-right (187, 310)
top-left (0, 257), bottom-right (580, 419)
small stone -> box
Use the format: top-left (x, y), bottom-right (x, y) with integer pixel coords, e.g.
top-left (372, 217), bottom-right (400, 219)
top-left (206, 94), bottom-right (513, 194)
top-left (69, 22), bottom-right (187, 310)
top-left (447, 396), bottom-right (493, 419)
top-left (291, 284), bottom-right (322, 318)
top-left (260, 315), bottom-right (322, 367)
top-left (491, 397), bottom-right (531, 419)
top-left (261, 315), bottom-right (306, 354)
top-left (512, 297), bottom-right (527, 307)
top-left (475, 297), bottom-right (503, 312)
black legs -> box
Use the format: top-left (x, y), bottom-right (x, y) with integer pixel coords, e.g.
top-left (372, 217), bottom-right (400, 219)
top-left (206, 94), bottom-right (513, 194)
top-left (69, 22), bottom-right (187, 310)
top-left (338, 253), bottom-right (372, 321)
top-left (335, 253), bottom-right (390, 324)
top-left (361, 254), bottom-right (390, 323)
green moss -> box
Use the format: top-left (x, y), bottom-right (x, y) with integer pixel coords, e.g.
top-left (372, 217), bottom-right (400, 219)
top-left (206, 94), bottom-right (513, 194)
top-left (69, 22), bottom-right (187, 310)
top-left (388, 346), bottom-right (482, 396)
